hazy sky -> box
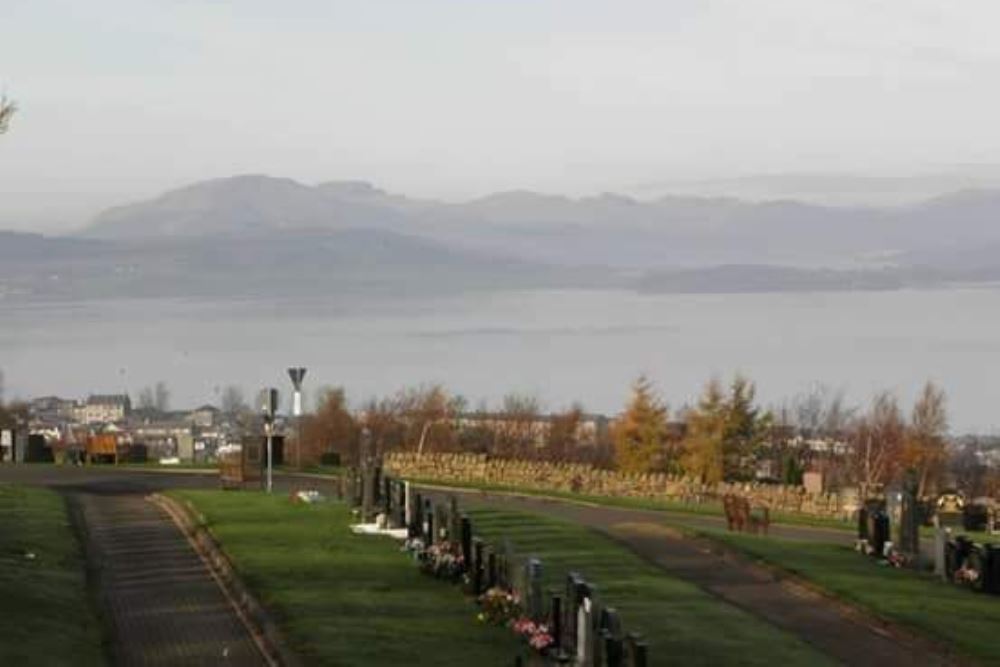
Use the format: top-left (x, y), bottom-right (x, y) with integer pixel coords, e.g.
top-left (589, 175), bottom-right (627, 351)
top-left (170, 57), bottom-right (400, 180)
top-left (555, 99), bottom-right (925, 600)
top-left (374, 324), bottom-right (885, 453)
top-left (2, 0), bottom-right (1000, 232)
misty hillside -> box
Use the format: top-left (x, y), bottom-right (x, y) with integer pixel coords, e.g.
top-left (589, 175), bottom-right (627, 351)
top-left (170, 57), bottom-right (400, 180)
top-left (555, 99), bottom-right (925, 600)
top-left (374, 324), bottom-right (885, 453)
top-left (6, 174), bottom-right (1000, 301)
top-left (77, 175), bottom-right (1000, 270)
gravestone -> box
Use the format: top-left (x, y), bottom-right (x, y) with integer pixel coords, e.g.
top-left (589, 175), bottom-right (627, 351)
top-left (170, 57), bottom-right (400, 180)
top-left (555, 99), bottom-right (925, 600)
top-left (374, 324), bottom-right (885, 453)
top-left (382, 475), bottom-right (392, 515)
top-left (434, 503), bottom-right (447, 543)
top-left (899, 471), bottom-right (920, 556)
top-left (413, 493), bottom-right (424, 538)
top-left (449, 496), bottom-right (460, 542)
top-left (472, 538), bottom-right (485, 594)
top-left (361, 467), bottom-right (375, 523)
top-left (576, 596), bottom-right (593, 667)
top-left (604, 633), bottom-right (624, 667)
top-left (933, 521), bottom-right (949, 581)
top-left (550, 593), bottom-right (563, 654)
top-left (870, 509), bottom-right (889, 557)
top-left (405, 483), bottom-right (415, 534)
top-left (460, 515), bottom-right (472, 570)
top-left (424, 501), bottom-right (434, 544)
top-left (527, 558), bottom-right (544, 620)
top-left (395, 481), bottom-right (406, 528)
top-left (487, 551), bottom-right (498, 589)
top-left (625, 633), bottom-right (648, 667)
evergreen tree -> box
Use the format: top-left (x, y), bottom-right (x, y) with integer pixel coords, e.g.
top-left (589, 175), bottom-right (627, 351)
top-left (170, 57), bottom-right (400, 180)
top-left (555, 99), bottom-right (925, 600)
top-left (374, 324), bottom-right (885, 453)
top-left (613, 376), bottom-right (668, 474)
top-left (681, 378), bottom-right (727, 483)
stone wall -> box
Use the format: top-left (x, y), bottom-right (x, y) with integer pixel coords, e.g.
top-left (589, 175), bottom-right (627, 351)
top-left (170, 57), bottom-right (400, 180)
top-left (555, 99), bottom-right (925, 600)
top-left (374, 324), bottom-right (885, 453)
top-left (385, 452), bottom-right (851, 519)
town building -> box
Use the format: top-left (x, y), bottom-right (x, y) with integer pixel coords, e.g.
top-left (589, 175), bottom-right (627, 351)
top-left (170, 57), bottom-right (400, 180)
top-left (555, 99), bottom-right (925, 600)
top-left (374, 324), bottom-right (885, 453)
top-left (75, 394), bottom-right (132, 424)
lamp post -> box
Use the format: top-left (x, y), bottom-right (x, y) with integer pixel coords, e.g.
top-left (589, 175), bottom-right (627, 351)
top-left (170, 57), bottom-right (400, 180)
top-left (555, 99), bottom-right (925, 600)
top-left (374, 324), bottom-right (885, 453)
top-left (287, 367), bottom-right (306, 469)
top-left (260, 388), bottom-right (279, 493)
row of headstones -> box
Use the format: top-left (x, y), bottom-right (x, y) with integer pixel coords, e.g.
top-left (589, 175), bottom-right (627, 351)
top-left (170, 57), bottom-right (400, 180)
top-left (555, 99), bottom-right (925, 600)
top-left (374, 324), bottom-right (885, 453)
top-left (355, 473), bottom-right (650, 666)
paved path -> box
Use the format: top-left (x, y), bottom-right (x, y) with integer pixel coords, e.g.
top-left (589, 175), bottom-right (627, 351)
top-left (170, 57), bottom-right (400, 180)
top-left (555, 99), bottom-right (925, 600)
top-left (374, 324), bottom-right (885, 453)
top-left (425, 487), bottom-right (959, 667)
top-left (1, 467), bottom-right (266, 666)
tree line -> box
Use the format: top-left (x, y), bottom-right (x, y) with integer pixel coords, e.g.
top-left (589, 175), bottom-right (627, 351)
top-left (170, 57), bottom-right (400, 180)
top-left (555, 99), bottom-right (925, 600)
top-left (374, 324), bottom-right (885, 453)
top-left (295, 375), bottom-right (996, 499)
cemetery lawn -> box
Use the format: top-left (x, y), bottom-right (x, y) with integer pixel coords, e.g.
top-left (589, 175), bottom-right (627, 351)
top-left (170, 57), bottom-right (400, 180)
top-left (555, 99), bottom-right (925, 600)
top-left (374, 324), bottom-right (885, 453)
top-left (467, 507), bottom-right (836, 667)
top-left (0, 484), bottom-right (106, 666)
top-left (413, 478), bottom-right (853, 532)
top-left (693, 528), bottom-right (1000, 663)
top-left (170, 490), bottom-right (521, 666)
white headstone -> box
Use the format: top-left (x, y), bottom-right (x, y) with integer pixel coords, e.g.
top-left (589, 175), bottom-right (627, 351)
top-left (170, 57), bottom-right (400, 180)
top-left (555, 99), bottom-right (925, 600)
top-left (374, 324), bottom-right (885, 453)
top-left (576, 597), bottom-right (593, 666)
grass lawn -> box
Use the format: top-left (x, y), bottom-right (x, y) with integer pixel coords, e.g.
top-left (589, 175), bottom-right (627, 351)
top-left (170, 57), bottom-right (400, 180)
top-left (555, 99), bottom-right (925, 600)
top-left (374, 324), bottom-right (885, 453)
top-left (692, 528), bottom-right (1000, 663)
top-left (466, 507), bottom-right (835, 667)
top-left (412, 477), bottom-right (854, 532)
top-left (0, 484), bottom-right (105, 666)
top-left (171, 490), bottom-right (520, 666)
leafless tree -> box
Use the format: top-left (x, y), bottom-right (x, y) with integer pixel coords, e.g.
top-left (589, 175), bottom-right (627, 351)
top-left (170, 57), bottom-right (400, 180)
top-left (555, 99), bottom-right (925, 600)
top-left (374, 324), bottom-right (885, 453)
top-left (848, 391), bottom-right (905, 497)
top-left (220, 385), bottom-right (247, 415)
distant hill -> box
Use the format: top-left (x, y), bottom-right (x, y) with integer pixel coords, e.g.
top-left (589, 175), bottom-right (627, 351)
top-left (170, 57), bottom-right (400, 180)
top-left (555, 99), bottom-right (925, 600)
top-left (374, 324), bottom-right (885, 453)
top-left (79, 174), bottom-right (1000, 270)
top-left (3, 173), bottom-right (998, 300)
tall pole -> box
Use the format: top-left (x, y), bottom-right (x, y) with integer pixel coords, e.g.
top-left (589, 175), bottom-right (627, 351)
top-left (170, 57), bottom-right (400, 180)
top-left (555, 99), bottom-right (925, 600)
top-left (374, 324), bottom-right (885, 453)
top-left (265, 421), bottom-right (273, 493)
top-left (260, 387), bottom-right (278, 493)
top-left (287, 367), bottom-right (307, 469)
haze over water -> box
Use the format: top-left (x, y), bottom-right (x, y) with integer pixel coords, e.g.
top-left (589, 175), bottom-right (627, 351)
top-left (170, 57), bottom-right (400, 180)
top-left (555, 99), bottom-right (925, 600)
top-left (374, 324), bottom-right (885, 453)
top-left (4, 287), bottom-right (998, 433)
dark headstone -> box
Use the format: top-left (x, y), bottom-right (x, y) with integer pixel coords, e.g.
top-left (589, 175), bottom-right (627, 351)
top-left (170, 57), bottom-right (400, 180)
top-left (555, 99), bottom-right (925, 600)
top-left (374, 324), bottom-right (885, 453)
top-left (550, 593), bottom-right (563, 651)
top-left (487, 551), bottom-right (498, 589)
top-left (527, 558), bottom-right (543, 620)
top-left (472, 538), bottom-right (485, 595)
top-left (899, 471), bottom-right (920, 555)
top-left (605, 634), bottom-right (624, 667)
top-left (460, 515), bottom-right (472, 570)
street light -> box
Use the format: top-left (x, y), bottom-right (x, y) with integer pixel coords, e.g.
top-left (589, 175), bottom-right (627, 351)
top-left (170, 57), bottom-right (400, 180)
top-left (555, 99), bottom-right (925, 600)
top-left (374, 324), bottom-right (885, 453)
top-left (287, 367), bottom-right (306, 468)
top-left (259, 387), bottom-right (279, 493)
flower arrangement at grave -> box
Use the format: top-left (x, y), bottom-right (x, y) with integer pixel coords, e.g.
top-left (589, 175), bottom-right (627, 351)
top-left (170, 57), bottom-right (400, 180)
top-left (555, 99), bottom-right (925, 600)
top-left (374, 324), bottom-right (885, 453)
top-left (402, 536), bottom-right (425, 558)
top-left (418, 540), bottom-right (465, 582)
top-left (955, 563), bottom-right (980, 585)
top-left (477, 587), bottom-right (522, 625)
top-left (511, 616), bottom-right (554, 653)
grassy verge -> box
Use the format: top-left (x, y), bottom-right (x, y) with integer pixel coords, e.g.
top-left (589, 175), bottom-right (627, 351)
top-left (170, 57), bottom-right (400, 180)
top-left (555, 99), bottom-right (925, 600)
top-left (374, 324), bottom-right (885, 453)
top-left (171, 490), bottom-right (519, 666)
top-left (688, 527), bottom-right (1000, 663)
top-left (0, 484), bottom-right (105, 666)
top-left (467, 507), bottom-right (834, 666)
top-left (410, 477), bottom-right (854, 532)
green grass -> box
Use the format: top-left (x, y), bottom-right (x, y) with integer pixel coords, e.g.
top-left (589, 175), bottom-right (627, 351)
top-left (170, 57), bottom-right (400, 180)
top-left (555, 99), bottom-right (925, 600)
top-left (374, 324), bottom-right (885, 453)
top-left (411, 477), bottom-right (854, 532)
top-left (467, 507), bottom-right (835, 667)
top-left (0, 484), bottom-right (105, 666)
top-left (691, 528), bottom-right (1000, 663)
top-left (171, 490), bottom-right (520, 666)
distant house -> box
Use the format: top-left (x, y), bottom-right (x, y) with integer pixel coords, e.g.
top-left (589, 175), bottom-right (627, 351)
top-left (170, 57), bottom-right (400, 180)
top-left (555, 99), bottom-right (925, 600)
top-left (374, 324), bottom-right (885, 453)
top-left (76, 394), bottom-right (131, 424)
top-left (188, 405), bottom-right (220, 428)
top-left (29, 396), bottom-right (77, 424)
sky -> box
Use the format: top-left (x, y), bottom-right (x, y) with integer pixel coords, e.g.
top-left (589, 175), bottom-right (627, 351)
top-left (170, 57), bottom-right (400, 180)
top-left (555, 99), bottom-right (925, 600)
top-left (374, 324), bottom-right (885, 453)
top-left (2, 0), bottom-right (1000, 232)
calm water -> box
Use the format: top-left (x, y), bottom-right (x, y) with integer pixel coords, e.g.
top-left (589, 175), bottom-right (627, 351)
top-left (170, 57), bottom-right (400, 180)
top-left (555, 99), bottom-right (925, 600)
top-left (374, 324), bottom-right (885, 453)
top-left (2, 288), bottom-right (999, 432)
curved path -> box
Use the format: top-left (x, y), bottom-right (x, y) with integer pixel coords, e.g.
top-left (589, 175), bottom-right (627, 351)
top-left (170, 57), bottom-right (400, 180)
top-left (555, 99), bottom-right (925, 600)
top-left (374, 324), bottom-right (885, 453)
top-left (0, 466), bottom-right (961, 666)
